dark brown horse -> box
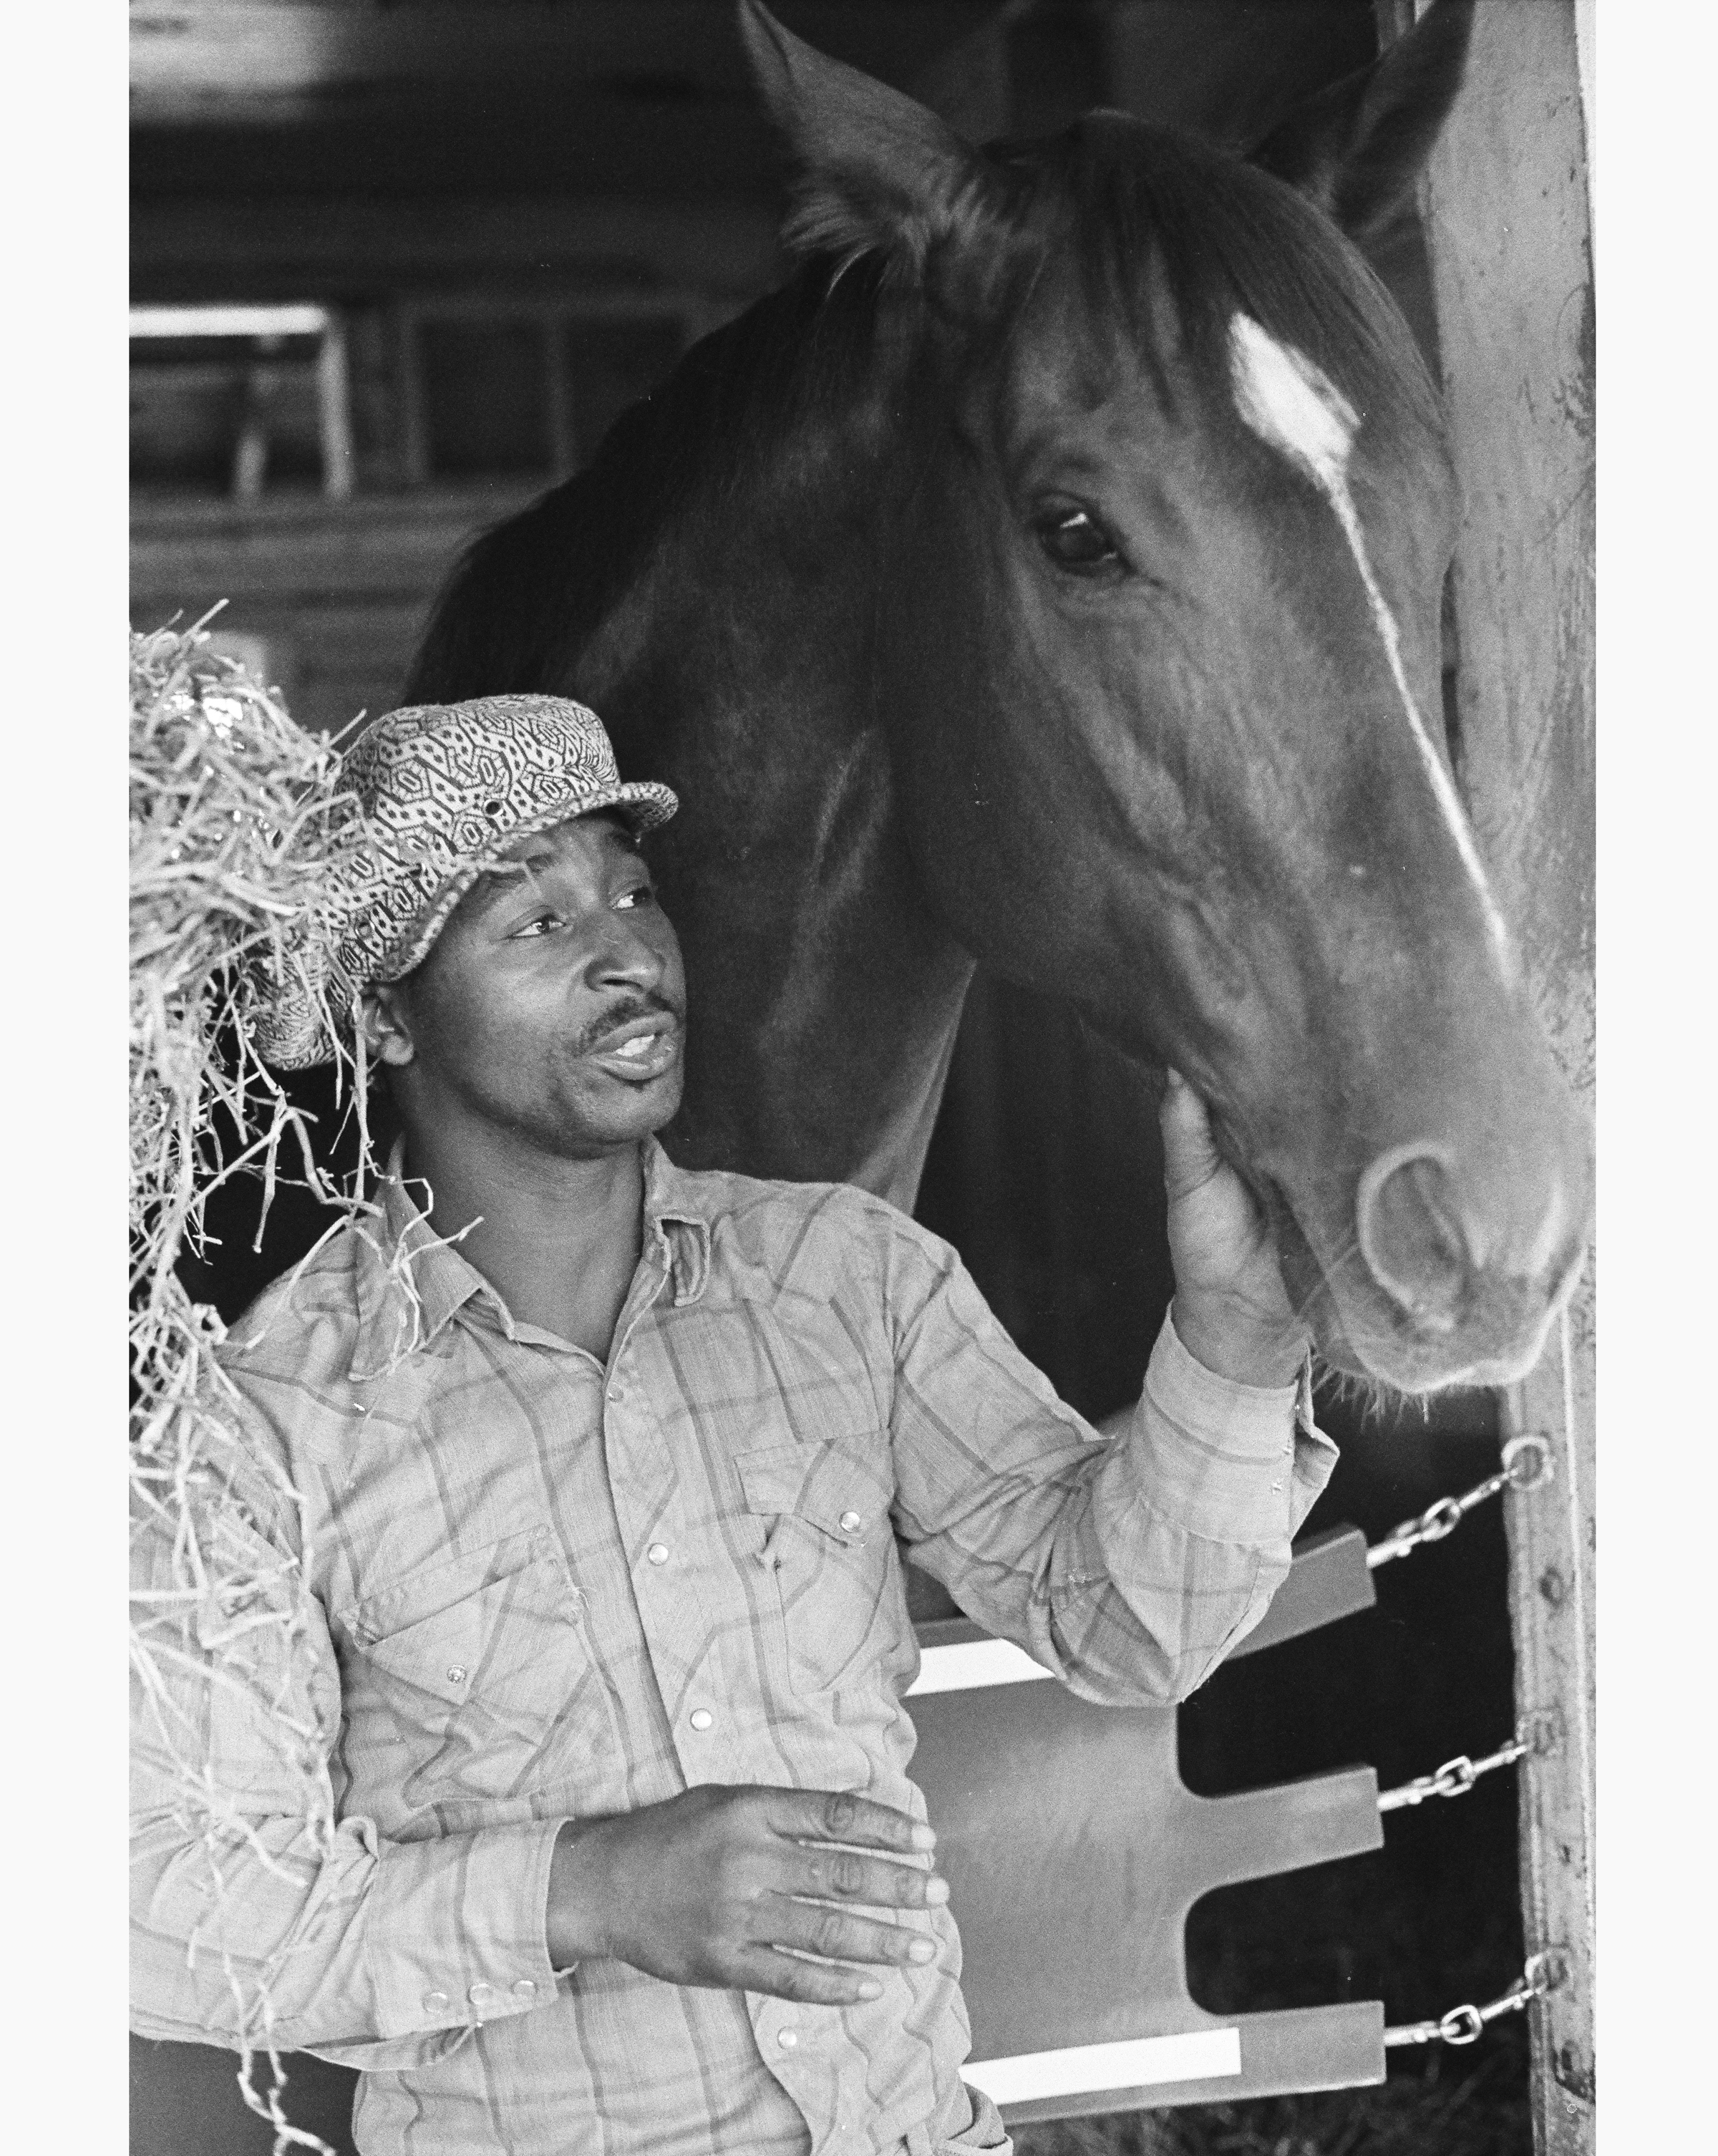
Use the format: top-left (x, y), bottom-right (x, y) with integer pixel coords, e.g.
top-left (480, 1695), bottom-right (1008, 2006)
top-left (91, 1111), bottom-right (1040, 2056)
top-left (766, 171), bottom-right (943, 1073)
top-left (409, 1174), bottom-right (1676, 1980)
top-left (406, 0), bottom-right (1588, 1397)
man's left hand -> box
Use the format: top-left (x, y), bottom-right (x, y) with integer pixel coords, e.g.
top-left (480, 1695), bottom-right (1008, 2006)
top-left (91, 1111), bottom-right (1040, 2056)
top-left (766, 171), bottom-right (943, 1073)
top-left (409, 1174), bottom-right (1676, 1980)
top-left (1160, 1069), bottom-right (1311, 1389)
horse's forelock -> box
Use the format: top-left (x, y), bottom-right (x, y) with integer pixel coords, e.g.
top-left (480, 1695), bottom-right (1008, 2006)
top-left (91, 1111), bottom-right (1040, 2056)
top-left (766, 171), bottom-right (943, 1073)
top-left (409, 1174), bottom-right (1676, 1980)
top-left (987, 119), bottom-right (1441, 460)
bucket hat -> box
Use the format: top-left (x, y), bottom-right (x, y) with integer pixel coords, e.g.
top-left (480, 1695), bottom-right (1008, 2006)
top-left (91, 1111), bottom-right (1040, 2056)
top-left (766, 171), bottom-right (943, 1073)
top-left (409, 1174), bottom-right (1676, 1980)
top-left (249, 694), bottom-right (677, 1068)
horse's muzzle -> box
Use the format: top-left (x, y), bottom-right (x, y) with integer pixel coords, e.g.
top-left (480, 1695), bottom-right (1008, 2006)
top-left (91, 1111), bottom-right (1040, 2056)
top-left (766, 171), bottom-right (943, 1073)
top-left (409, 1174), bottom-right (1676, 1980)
top-left (1352, 1139), bottom-right (1588, 1385)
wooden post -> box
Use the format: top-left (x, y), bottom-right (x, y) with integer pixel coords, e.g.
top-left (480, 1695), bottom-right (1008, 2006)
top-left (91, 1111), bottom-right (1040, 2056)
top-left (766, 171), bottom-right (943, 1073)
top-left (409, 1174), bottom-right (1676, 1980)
top-left (1404, 4), bottom-right (1596, 2148)
top-left (316, 312), bottom-right (356, 501)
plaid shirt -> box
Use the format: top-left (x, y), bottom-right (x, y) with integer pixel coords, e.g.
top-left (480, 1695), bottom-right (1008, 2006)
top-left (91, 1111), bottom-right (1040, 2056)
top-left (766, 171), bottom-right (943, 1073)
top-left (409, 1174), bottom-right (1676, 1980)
top-left (132, 1140), bottom-right (1336, 2156)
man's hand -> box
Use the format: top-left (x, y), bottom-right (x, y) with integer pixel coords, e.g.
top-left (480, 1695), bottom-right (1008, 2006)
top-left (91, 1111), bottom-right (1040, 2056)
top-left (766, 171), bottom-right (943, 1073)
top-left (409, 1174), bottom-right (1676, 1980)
top-left (547, 1784), bottom-right (947, 2005)
top-left (1160, 1069), bottom-right (1310, 1388)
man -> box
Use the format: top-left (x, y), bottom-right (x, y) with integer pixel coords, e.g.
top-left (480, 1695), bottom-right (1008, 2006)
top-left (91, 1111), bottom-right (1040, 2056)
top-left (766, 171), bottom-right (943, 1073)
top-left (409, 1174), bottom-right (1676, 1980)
top-left (132, 695), bottom-right (1336, 2156)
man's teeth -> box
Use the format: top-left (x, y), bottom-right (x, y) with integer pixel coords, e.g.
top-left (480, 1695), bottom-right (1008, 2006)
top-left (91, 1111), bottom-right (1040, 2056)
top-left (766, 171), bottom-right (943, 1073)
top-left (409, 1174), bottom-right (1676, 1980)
top-left (613, 1034), bottom-right (657, 1059)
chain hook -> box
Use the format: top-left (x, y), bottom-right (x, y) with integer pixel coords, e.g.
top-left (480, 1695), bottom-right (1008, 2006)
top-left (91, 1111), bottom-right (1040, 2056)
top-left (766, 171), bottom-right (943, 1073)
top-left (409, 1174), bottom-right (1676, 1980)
top-left (1502, 1432), bottom-right (1553, 1488)
top-left (1369, 1434), bottom-right (1553, 1570)
top-left (1524, 1946), bottom-right (1571, 1997)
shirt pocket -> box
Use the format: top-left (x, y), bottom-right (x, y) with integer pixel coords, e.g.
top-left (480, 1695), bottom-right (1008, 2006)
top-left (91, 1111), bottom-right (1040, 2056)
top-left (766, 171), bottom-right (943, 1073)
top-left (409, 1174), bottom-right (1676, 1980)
top-left (736, 1439), bottom-right (908, 1697)
top-left (340, 1525), bottom-right (611, 1811)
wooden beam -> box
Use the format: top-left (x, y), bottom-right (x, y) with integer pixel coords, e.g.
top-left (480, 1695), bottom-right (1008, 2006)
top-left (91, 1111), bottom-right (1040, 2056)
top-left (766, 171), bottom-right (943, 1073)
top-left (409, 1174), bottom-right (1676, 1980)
top-left (130, 301), bottom-right (333, 338)
top-left (130, 196), bottom-right (784, 304)
top-left (129, 2), bottom-right (999, 126)
top-left (1406, 5), bottom-right (1596, 2149)
top-left (129, 488), bottom-right (538, 605)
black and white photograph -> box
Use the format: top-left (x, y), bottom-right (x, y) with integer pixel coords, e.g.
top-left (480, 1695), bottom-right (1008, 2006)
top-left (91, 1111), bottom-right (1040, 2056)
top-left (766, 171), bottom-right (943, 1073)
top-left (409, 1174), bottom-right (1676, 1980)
top-left (117, 5), bottom-right (1621, 2154)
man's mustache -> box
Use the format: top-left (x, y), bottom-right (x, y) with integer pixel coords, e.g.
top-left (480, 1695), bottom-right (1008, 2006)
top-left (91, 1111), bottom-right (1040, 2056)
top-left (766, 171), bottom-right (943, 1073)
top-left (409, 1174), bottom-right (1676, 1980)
top-left (570, 992), bottom-right (684, 1057)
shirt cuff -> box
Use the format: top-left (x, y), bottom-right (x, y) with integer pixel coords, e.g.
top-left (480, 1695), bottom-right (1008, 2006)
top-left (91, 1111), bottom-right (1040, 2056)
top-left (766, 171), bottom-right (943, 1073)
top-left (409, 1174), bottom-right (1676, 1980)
top-left (1125, 1310), bottom-right (1304, 1545)
top-left (366, 1814), bottom-right (566, 2042)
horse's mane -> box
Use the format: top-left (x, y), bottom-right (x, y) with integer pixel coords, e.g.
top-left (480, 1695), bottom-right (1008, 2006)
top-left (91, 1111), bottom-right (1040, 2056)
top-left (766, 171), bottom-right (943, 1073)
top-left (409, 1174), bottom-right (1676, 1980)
top-left (406, 117), bottom-right (1440, 709)
top-left (404, 265), bottom-right (889, 704)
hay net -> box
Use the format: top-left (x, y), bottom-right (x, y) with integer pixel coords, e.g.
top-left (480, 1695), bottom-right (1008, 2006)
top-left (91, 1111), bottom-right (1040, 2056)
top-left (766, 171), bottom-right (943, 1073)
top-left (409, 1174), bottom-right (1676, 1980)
top-left (130, 619), bottom-right (383, 2152)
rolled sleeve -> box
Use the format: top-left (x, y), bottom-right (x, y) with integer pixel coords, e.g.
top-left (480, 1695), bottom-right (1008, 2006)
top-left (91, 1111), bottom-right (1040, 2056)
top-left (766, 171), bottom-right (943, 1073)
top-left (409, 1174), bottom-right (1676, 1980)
top-left (1127, 1311), bottom-right (1337, 1548)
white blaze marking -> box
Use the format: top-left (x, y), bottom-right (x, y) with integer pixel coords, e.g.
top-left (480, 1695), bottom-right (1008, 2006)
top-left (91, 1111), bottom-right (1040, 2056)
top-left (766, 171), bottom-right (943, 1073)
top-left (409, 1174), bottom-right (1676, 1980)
top-left (1226, 311), bottom-right (1511, 972)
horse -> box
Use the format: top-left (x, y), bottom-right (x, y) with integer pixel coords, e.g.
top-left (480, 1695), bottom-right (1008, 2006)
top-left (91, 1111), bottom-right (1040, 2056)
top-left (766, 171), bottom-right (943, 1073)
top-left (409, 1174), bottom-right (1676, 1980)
top-left (404, 0), bottom-right (1589, 1399)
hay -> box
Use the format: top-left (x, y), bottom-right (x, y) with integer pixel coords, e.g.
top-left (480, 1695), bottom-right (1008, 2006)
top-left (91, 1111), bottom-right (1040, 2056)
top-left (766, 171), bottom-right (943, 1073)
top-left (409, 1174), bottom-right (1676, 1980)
top-left (129, 617), bottom-right (379, 2155)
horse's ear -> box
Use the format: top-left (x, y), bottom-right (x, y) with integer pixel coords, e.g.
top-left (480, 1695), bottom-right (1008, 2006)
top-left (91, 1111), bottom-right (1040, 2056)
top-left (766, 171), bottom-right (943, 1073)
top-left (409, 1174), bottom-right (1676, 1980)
top-left (738, 0), bottom-right (1009, 283)
top-left (1248, 0), bottom-right (1473, 247)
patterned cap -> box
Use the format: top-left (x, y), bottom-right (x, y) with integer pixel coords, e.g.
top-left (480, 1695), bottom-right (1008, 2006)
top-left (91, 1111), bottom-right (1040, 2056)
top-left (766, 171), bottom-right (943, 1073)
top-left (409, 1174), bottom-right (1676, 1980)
top-left (249, 694), bottom-right (677, 1068)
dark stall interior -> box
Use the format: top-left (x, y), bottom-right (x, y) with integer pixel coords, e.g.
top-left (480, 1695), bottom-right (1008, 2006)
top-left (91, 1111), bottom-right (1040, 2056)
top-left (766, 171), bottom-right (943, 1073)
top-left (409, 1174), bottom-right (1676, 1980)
top-left (132, 6), bottom-right (1530, 2152)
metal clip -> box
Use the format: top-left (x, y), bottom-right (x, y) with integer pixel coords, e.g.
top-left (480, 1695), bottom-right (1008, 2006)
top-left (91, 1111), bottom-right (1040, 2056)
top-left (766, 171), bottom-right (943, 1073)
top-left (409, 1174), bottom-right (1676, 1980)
top-left (1369, 1437), bottom-right (1551, 1572)
top-left (1384, 1952), bottom-right (1566, 2050)
top-left (1438, 2001), bottom-right (1486, 2046)
top-left (1419, 1495), bottom-right (1466, 1542)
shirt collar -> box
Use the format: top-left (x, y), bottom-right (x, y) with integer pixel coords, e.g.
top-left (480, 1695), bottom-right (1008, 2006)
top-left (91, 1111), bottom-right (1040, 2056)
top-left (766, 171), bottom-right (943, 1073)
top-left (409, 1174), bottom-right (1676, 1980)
top-left (349, 1134), bottom-right (712, 1379)
top-left (639, 1135), bottom-right (713, 1307)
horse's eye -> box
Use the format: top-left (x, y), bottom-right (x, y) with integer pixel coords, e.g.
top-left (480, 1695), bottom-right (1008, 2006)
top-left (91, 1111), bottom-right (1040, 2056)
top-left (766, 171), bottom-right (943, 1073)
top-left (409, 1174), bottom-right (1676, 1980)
top-left (1034, 507), bottom-right (1123, 574)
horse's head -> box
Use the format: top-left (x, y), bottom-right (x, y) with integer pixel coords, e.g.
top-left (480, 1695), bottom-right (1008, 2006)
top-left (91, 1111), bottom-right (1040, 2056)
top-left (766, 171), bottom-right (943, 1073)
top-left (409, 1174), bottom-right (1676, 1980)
top-left (742, 0), bottom-right (1588, 1395)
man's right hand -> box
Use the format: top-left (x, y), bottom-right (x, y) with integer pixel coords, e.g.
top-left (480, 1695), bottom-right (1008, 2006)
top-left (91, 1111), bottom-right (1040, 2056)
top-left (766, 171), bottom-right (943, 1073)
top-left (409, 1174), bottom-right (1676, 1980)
top-left (546, 1784), bottom-right (948, 2006)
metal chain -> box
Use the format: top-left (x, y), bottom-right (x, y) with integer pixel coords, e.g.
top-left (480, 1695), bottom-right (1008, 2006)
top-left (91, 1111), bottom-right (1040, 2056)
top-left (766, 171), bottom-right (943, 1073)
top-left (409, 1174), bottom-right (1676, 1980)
top-left (1377, 1728), bottom-right (1528, 1813)
top-left (1366, 1433), bottom-right (1551, 1570)
top-left (1357, 1449), bottom-right (1566, 2049)
top-left (1384, 1949), bottom-right (1567, 2049)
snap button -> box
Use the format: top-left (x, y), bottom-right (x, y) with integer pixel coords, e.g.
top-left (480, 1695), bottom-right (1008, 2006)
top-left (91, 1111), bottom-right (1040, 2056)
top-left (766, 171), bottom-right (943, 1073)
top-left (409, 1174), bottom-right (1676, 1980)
top-left (838, 1510), bottom-right (863, 1533)
top-left (646, 1543), bottom-right (669, 1565)
top-left (511, 1978), bottom-right (537, 2001)
top-left (777, 2027), bottom-right (799, 2049)
top-left (468, 1981), bottom-right (497, 2008)
top-left (689, 1708), bottom-right (714, 1732)
top-left (447, 1665), bottom-right (467, 1684)
top-left (608, 1384), bottom-right (627, 1404)
top-left (421, 1989), bottom-right (449, 2014)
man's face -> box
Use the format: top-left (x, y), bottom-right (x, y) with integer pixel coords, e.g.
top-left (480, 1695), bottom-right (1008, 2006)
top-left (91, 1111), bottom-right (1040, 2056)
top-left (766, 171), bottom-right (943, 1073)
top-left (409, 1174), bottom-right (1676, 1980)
top-left (377, 812), bottom-right (686, 1160)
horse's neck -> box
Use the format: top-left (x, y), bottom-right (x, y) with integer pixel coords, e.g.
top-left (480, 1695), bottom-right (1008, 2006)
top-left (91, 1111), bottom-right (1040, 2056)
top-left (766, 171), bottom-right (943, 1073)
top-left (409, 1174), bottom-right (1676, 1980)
top-left (571, 345), bottom-right (974, 1211)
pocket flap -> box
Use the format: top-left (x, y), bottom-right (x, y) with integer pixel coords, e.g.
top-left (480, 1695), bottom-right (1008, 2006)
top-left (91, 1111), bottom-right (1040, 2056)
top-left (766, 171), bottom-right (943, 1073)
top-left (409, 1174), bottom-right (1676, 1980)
top-left (737, 1441), bottom-right (891, 1546)
top-left (345, 1525), bottom-right (551, 1643)
top-left (344, 1527), bottom-right (579, 1710)
top-left (362, 1568), bottom-right (550, 1709)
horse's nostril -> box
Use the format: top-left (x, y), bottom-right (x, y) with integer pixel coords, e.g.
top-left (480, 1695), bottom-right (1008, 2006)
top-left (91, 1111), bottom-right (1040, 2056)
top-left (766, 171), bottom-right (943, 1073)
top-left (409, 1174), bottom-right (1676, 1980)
top-left (1357, 1148), bottom-right (1472, 1333)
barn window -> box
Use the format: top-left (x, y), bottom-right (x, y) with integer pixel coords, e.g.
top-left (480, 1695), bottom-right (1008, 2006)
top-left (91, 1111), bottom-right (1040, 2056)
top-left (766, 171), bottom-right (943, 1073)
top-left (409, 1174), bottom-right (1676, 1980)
top-left (129, 296), bottom-right (700, 502)
top-left (397, 298), bottom-right (694, 485)
top-left (129, 305), bottom-right (354, 502)
top-left (130, 291), bottom-right (707, 739)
